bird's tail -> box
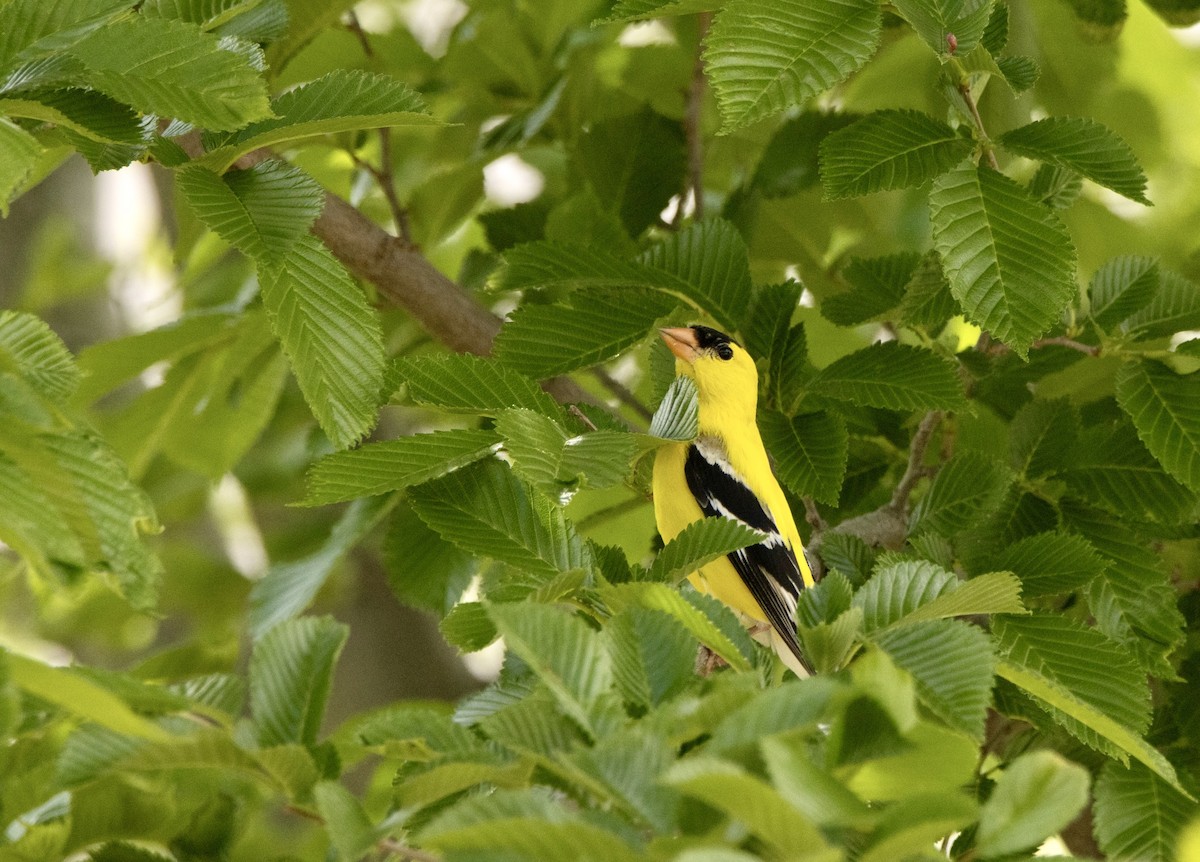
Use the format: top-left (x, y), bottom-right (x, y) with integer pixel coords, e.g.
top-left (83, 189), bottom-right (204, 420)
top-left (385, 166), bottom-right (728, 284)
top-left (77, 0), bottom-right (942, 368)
top-left (750, 626), bottom-right (813, 678)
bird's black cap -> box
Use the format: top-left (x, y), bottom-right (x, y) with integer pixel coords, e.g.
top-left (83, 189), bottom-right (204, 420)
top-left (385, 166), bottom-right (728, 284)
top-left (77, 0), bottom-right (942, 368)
top-left (691, 325), bottom-right (737, 349)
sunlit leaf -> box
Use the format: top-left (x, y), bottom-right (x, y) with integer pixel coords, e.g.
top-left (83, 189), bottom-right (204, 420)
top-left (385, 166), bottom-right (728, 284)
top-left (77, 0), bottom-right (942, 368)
top-left (705, 0), bottom-right (881, 132)
top-left (975, 750), bottom-right (1090, 858)
top-left (1000, 116), bottom-right (1150, 204)
top-left (259, 235), bottom-right (385, 449)
top-left (303, 430), bottom-right (500, 506)
top-left (930, 161), bottom-right (1077, 356)
top-left (68, 16), bottom-right (271, 130)
top-left (819, 109), bottom-right (971, 199)
top-left (808, 342), bottom-right (967, 410)
top-left (1115, 360), bottom-right (1200, 492)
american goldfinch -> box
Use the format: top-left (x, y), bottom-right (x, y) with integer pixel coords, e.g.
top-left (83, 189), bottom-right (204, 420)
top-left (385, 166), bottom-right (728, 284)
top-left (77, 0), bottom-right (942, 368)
top-left (652, 325), bottom-right (815, 677)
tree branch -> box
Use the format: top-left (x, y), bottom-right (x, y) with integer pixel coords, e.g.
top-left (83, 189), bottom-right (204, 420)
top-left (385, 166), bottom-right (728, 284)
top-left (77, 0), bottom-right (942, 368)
top-left (890, 410), bottom-right (943, 511)
top-left (679, 12), bottom-right (712, 225)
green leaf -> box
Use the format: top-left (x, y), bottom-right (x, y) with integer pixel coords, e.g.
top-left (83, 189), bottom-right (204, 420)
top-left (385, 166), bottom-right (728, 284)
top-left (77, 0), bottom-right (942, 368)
top-left (665, 758), bottom-right (829, 855)
top-left (705, 0), bottom-right (882, 133)
top-left (808, 342), bottom-right (967, 411)
top-left (409, 460), bottom-right (592, 578)
top-left (495, 288), bottom-right (677, 378)
top-left (893, 0), bottom-right (994, 55)
top-left (846, 720), bottom-right (979, 801)
top-left (759, 409), bottom-right (848, 505)
top-left (597, 0), bottom-right (721, 23)
top-left (176, 161), bottom-right (323, 265)
top-left (103, 311), bottom-right (286, 479)
top-left (201, 69), bottom-right (434, 171)
top-left (900, 571), bottom-right (1026, 624)
top-left (439, 601), bottom-right (498, 653)
top-left (0, 0), bottom-right (134, 71)
top-left (259, 235), bottom-right (385, 449)
top-left (0, 310), bottom-right (79, 402)
top-left (0, 118), bottom-right (43, 214)
top-left (419, 790), bottom-right (642, 862)
top-left (638, 219), bottom-right (754, 332)
top-left (650, 518), bottom-right (766, 583)
top-left (1089, 256), bottom-right (1160, 330)
top-left (6, 652), bottom-right (169, 741)
top-left (0, 421), bottom-right (164, 608)
top-left (1094, 762), bottom-right (1197, 862)
top-left (1116, 360), bottom-right (1200, 492)
top-left (993, 531), bottom-right (1108, 598)
top-left (823, 253), bottom-right (921, 325)
top-left (873, 619), bottom-right (995, 739)
top-left (487, 602), bottom-right (612, 736)
top-left (495, 242), bottom-right (648, 294)
top-left (799, 606), bottom-right (863, 674)
top-left (929, 161), bottom-right (1078, 356)
top-left (996, 657), bottom-right (1186, 793)
top-left (607, 607), bottom-right (695, 708)
top-left (302, 429), bottom-right (500, 506)
top-left (975, 750), bottom-right (1090, 858)
top-left (250, 615), bottom-right (348, 747)
top-left (995, 54), bottom-right (1040, 93)
top-left (752, 112), bottom-right (857, 198)
top-left (859, 793), bottom-right (977, 862)
top-left (249, 496), bottom-right (393, 638)
top-left (601, 582), bottom-right (754, 671)
top-left (1062, 422), bottom-right (1197, 523)
top-left (1060, 0), bottom-right (1127, 36)
top-left (995, 614), bottom-right (1150, 734)
top-left (999, 116), bottom-right (1149, 205)
top-left (910, 450), bottom-right (1010, 534)
top-left (1008, 397), bottom-right (1079, 478)
top-left (760, 735), bottom-right (874, 829)
top-left (384, 504), bottom-right (475, 615)
top-left (1121, 270), bottom-right (1200, 340)
top-left (853, 560), bottom-right (957, 633)
top-left (497, 410), bottom-right (635, 494)
top-left (572, 108), bottom-right (684, 237)
top-left (313, 781), bottom-right (376, 861)
top-left (571, 728), bottom-right (680, 832)
top-left (1066, 504), bottom-right (1186, 675)
top-left (67, 16), bottom-right (271, 130)
top-left (898, 251), bottom-right (959, 331)
top-left (981, 1), bottom-right (1008, 52)
top-left (392, 353), bottom-right (560, 416)
top-left (1028, 162), bottom-right (1084, 209)
top-left (819, 109), bottom-right (972, 199)
top-left (648, 375), bottom-right (698, 441)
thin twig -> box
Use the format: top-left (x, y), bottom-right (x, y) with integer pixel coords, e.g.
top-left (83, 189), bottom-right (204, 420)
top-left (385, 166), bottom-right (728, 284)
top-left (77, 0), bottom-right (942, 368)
top-left (1031, 335), bottom-right (1100, 356)
top-left (890, 411), bottom-right (943, 512)
top-left (377, 838), bottom-right (441, 862)
top-left (569, 404), bottom-right (599, 431)
top-left (678, 12), bottom-right (712, 225)
top-left (802, 496), bottom-right (826, 533)
top-left (576, 496), bottom-right (648, 531)
top-left (345, 12), bottom-right (412, 241)
top-left (588, 367), bottom-right (654, 422)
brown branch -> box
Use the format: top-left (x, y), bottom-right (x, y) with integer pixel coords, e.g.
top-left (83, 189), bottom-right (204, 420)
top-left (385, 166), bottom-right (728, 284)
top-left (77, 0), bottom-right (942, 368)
top-left (171, 132), bottom-right (606, 413)
top-left (588, 367), bottom-right (653, 422)
top-left (679, 12), bottom-right (712, 225)
top-left (1031, 335), bottom-right (1100, 356)
top-left (890, 410), bottom-right (943, 511)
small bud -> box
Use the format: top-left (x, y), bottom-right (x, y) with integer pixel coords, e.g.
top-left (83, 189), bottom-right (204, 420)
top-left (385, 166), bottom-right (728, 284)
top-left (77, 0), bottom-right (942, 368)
top-left (946, 32), bottom-right (958, 53)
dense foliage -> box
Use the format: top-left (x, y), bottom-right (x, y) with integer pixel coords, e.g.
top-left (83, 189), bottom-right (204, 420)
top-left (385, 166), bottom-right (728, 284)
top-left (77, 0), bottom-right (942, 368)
top-left (2, 0), bottom-right (1200, 859)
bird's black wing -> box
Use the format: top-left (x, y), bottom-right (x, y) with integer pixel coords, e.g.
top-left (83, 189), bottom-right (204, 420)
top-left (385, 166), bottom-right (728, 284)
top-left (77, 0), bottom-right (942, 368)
top-left (684, 441), bottom-right (812, 674)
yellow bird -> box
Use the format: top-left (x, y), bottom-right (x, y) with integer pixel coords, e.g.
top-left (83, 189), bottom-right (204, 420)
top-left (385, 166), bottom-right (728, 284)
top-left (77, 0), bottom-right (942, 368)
top-left (652, 325), bottom-right (815, 677)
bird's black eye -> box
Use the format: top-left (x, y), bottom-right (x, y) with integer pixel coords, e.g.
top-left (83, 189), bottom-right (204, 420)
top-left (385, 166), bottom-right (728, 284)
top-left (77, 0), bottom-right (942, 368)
top-left (717, 344), bottom-right (734, 361)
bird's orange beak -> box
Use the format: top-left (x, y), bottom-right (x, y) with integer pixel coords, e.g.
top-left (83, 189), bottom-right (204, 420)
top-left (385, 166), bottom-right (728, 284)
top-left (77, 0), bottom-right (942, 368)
top-left (659, 327), bottom-right (700, 364)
